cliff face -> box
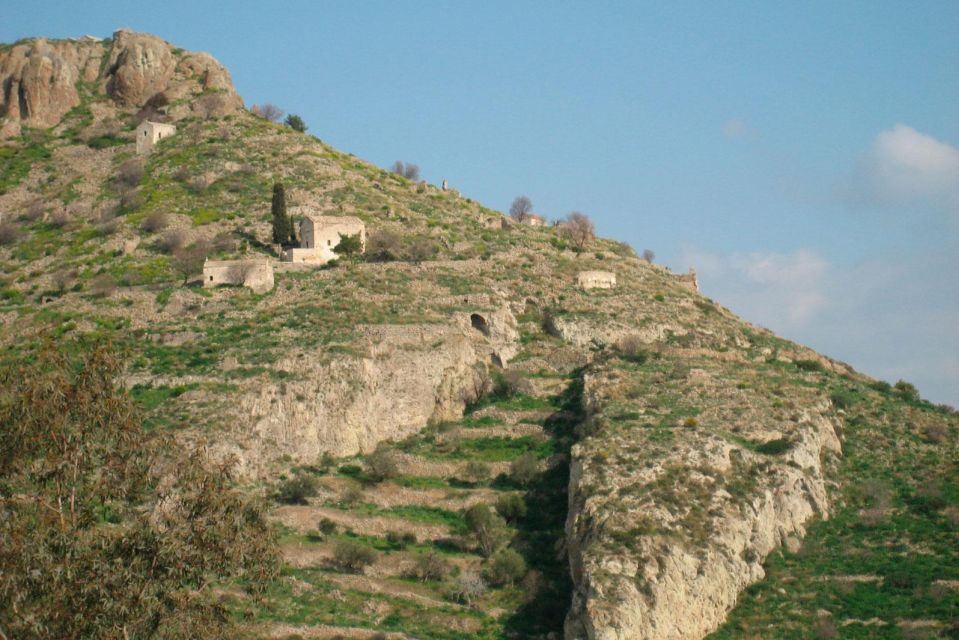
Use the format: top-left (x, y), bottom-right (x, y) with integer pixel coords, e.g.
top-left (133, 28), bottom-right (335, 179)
top-left (209, 305), bottom-right (519, 478)
top-left (0, 29), bottom-right (241, 137)
top-left (564, 353), bottom-right (843, 640)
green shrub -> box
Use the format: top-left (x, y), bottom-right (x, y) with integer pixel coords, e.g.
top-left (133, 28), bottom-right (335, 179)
top-left (318, 517), bottom-right (337, 535)
top-left (465, 503), bottom-right (509, 556)
top-left (365, 448), bottom-right (399, 483)
top-left (794, 359), bottom-right (825, 373)
top-left (275, 473), bottom-right (317, 505)
top-left (494, 494), bottom-right (527, 522)
top-left (485, 548), bottom-right (527, 586)
top-left (755, 438), bottom-right (792, 455)
top-left (462, 460), bottom-right (492, 485)
top-left (332, 540), bottom-right (377, 573)
top-left (509, 452), bottom-right (540, 487)
top-left (409, 551), bottom-right (451, 582)
top-left (893, 379), bottom-right (920, 402)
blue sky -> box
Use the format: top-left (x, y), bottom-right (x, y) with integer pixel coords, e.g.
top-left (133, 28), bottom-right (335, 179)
top-left (5, 1), bottom-right (958, 405)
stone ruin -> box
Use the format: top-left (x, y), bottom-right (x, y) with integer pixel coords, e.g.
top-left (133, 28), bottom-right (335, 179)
top-left (135, 120), bottom-right (177, 155)
top-left (577, 270), bottom-right (617, 290)
top-left (679, 268), bottom-right (699, 292)
top-left (284, 214), bottom-right (366, 265)
top-left (202, 258), bottom-right (274, 293)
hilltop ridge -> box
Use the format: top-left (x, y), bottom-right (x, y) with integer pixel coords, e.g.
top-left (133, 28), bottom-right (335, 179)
top-left (1, 31), bottom-right (956, 640)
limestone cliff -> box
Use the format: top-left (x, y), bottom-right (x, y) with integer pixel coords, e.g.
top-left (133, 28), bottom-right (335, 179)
top-left (212, 305), bottom-right (519, 477)
top-left (564, 355), bottom-right (843, 640)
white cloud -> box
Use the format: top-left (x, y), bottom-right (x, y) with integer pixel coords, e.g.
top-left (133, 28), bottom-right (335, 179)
top-left (677, 243), bottom-right (959, 408)
top-left (680, 246), bottom-right (830, 328)
top-left (842, 124), bottom-right (959, 214)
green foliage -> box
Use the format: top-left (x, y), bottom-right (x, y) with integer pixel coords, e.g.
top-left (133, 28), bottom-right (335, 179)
top-left (509, 452), bottom-right (540, 486)
top-left (284, 114), bottom-right (308, 132)
top-left (364, 448), bottom-right (400, 483)
top-left (754, 438), bottom-right (793, 456)
top-left (332, 539), bottom-right (377, 572)
top-left (0, 337), bottom-right (278, 639)
top-left (495, 493), bottom-right (528, 522)
top-left (465, 503), bottom-right (510, 557)
top-left (271, 182), bottom-right (290, 245)
top-left (485, 548), bottom-right (527, 586)
top-left (333, 232), bottom-right (363, 259)
top-left (0, 132), bottom-right (51, 195)
top-left (276, 473), bottom-right (318, 505)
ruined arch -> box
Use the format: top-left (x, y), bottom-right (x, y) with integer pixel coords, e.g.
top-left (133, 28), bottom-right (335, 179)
top-left (470, 313), bottom-right (490, 337)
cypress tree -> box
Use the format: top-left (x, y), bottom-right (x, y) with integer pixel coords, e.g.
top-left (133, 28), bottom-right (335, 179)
top-left (288, 211), bottom-right (297, 246)
top-left (271, 182), bottom-right (288, 245)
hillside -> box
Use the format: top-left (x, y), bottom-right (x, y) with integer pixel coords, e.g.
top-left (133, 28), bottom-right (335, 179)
top-left (1, 31), bottom-right (957, 640)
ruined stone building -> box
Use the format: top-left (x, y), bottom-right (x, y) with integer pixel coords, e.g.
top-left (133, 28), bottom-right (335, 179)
top-left (285, 214), bottom-right (366, 264)
top-left (135, 120), bottom-right (177, 155)
top-left (522, 214), bottom-right (546, 227)
top-left (202, 258), bottom-right (274, 293)
top-left (577, 270), bottom-right (617, 290)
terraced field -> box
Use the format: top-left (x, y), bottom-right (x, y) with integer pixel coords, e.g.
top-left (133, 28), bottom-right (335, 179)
top-left (228, 331), bottom-right (583, 639)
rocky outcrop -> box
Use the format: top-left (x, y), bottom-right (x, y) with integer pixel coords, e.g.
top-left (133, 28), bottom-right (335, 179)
top-left (0, 37), bottom-right (103, 128)
top-left (0, 30), bottom-right (241, 137)
top-left (564, 360), bottom-right (843, 640)
top-left (104, 30), bottom-right (177, 106)
top-left (221, 307), bottom-right (518, 476)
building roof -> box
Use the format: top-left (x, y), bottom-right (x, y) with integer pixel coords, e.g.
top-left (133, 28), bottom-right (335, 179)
top-left (297, 213), bottom-right (365, 226)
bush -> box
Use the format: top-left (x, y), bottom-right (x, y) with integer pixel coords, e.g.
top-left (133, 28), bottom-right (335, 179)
top-left (615, 335), bottom-right (649, 364)
top-left (275, 474), bottom-right (317, 505)
top-left (494, 494), bottom-right (527, 522)
top-left (318, 517), bottom-right (337, 535)
top-left (332, 540), bottom-right (377, 573)
top-left (0, 337), bottom-right (279, 639)
top-left (409, 551), bottom-right (451, 582)
top-left (391, 161), bottom-right (420, 181)
top-left (754, 438), bottom-right (792, 455)
top-left (485, 548), bottom-right (526, 586)
top-left (894, 380), bottom-right (920, 402)
top-left (451, 571), bottom-right (486, 606)
top-left (285, 114), bottom-right (307, 132)
top-left (156, 229), bottom-right (188, 254)
top-left (407, 237), bottom-right (438, 263)
top-left (642, 249), bottom-right (655, 263)
top-left (119, 189), bottom-right (144, 213)
top-left (386, 530), bottom-right (417, 548)
top-left (117, 159), bottom-right (145, 188)
top-left (89, 273), bottom-right (117, 298)
top-left (462, 460), bottom-right (492, 485)
top-left (0, 222), bottom-right (19, 246)
top-left (141, 211), bottom-right (169, 233)
top-left (365, 448), bottom-right (400, 483)
top-left (509, 452), bottom-right (540, 487)
top-left (465, 503), bottom-right (509, 557)
top-left (366, 230), bottom-right (402, 262)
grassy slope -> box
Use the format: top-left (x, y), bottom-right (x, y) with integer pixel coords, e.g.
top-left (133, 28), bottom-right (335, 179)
top-left (1, 47), bottom-right (957, 638)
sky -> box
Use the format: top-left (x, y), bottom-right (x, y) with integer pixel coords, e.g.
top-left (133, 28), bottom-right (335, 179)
top-left (4, 1), bottom-right (958, 406)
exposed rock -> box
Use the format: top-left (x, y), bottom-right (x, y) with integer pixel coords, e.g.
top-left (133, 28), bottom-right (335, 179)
top-left (0, 37), bottom-right (103, 128)
top-left (0, 30), bottom-right (241, 135)
top-left (564, 361), bottom-right (843, 640)
top-left (105, 30), bottom-right (177, 107)
top-left (217, 312), bottom-right (518, 477)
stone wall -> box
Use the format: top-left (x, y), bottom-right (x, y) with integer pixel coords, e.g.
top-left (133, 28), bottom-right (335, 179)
top-left (291, 215), bottom-right (366, 265)
top-left (577, 271), bottom-right (616, 289)
top-left (202, 258), bottom-right (273, 293)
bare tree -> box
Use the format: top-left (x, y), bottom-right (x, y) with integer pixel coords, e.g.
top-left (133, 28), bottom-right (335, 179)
top-left (390, 161), bottom-right (420, 181)
top-left (452, 571), bottom-right (487, 606)
top-left (509, 196), bottom-right (533, 221)
top-left (172, 240), bottom-right (211, 285)
top-left (141, 212), bottom-right (169, 234)
top-left (642, 249), bottom-right (655, 263)
top-left (254, 103), bottom-right (285, 122)
top-left (559, 211), bottom-right (595, 254)
top-left (156, 229), bottom-right (189, 254)
top-left (116, 159), bottom-right (145, 189)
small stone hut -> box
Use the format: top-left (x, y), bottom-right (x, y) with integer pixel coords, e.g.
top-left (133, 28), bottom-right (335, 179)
top-left (577, 270), bottom-right (616, 290)
top-left (202, 258), bottom-right (274, 293)
top-left (135, 120), bottom-right (177, 155)
top-left (523, 214), bottom-right (546, 227)
top-left (285, 214), bottom-right (366, 264)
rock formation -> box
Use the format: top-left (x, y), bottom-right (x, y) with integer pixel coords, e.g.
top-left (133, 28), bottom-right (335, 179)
top-left (0, 29), bottom-right (242, 138)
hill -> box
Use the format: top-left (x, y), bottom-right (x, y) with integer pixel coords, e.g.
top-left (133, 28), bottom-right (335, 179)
top-left (1, 31), bottom-right (956, 640)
